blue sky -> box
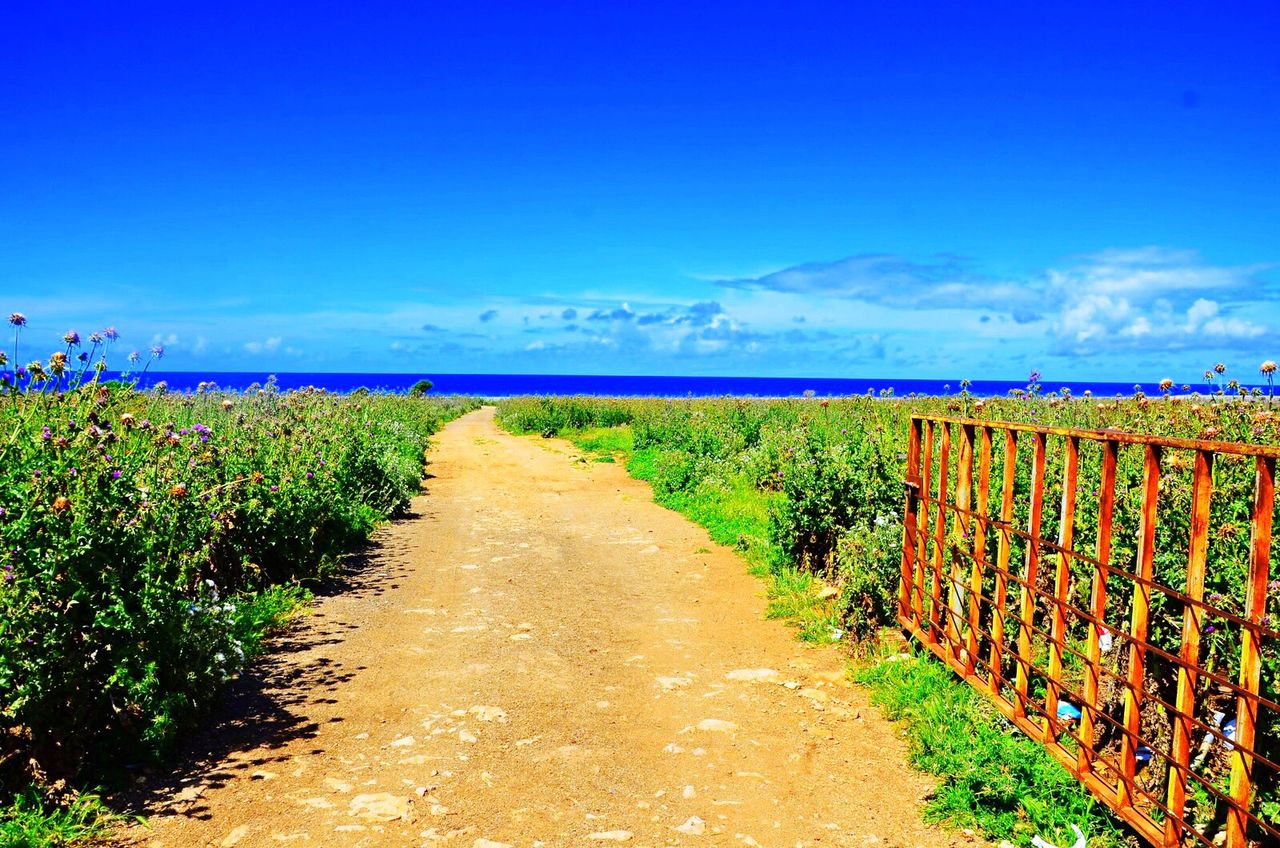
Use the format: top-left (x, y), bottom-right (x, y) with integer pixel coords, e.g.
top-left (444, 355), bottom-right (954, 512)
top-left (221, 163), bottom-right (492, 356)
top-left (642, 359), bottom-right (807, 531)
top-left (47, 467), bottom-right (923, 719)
top-left (2, 2), bottom-right (1278, 382)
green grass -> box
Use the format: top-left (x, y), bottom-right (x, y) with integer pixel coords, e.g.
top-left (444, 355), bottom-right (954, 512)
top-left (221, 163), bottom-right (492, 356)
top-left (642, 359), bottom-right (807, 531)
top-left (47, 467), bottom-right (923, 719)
top-left (0, 789), bottom-right (119, 848)
top-left (229, 583), bottom-right (315, 661)
top-left (854, 650), bottom-right (1137, 848)
top-left (572, 425), bottom-right (634, 462)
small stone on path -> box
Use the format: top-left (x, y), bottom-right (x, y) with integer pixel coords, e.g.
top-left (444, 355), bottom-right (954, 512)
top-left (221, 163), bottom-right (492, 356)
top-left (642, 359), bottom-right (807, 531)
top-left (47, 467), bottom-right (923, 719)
top-left (348, 793), bottom-right (411, 822)
top-left (725, 668), bottom-right (780, 683)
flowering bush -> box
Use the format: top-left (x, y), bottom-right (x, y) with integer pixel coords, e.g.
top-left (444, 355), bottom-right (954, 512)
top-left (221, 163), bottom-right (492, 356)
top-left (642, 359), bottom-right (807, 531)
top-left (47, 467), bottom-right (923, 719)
top-left (0, 318), bottom-right (477, 794)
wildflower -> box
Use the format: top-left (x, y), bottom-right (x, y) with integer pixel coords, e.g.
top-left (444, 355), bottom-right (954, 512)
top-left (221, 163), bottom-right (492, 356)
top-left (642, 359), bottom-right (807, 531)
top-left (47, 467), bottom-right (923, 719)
top-left (1159, 378), bottom-right (1174, 392)
top-left (120, 412), bottom-right (135, 427)
top-left (41, 426), bottom-right (51, 442)
top-left (1214, 363), bottom-right (1226, 374)
top-left (52, 496), bottom-right (72, 514)
top-left (8, 313), bottom-right (26, 327)
top-left (88, 331), bottom-right (103, 345)
top-left (103, 327), bottom-right (119, 341)
top-left (221, 399), bottom-right (233, 410)
top-left (151, 344), bottom-right (165, 359)
top-left (111, 470), bottom-right (122, 479)
top-left (48, 351), bottom-right (67, 374)
top-left (1028, 370), bottom-right (1041, 383)
top-left (306, 471), bottom-right (314, 479)
top-left (169, 483), bottom-right (188, 498)
top-left (270, 485), bottom-right (279, 492)
top-left (154, 381), bottom-right (168, 393)
top-left (63, 330), bottom-right (80, 347)
top-left (0, 352), bottom-right (6, 366)
top-left (128, 351), bottom-right (140, 363)
top-left (2, 563), bottom-right (12, 584)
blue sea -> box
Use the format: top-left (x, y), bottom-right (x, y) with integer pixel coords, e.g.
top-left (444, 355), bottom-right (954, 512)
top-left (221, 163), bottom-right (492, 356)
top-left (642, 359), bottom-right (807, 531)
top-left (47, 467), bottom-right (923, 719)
top-left (121, 372), bottom-right (1251, 398)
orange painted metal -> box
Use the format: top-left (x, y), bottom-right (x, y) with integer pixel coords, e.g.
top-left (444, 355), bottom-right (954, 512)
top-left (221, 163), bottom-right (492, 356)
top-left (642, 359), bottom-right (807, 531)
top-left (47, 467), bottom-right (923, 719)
top-left (898, 416), bottom-right (1279, 848)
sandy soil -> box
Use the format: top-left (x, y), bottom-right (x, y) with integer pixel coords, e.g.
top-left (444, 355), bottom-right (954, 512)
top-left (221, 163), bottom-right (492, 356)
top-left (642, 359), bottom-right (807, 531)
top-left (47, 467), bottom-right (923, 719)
top-left (114, 407), bottom-right (974, 848)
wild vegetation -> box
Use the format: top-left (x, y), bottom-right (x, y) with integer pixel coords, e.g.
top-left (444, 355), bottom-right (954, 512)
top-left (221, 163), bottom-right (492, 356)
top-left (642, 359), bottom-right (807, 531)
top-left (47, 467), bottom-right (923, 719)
top-left (496, 373), bottom-right (1280, 847)
top-left (0, 314), bottom-right (476, 844)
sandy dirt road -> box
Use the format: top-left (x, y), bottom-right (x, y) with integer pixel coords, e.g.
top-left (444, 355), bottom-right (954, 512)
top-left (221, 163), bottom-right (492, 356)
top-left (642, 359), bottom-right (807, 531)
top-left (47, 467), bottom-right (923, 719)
top-left (118, 407), bottom-right (969, 848)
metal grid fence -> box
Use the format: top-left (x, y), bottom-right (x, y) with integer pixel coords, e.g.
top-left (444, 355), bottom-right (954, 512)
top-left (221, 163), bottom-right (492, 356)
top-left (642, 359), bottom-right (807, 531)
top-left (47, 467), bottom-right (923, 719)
top-left (897, 415), bottom-right (1279, 847)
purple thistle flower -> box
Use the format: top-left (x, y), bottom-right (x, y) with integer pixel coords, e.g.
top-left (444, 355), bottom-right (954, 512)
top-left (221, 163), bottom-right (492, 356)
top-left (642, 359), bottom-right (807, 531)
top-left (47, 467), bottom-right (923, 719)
top-left (63, 330), bottom-right (81, 347)
top-left (111, 470), bottom-right (122, 479)
top-left (8, 313), bottom-right (27, 327)
top-left (1205, 625), bottom-right (1216, 633)
top-left (306, 471), bottom-right (314, 479)
top-left (128, 351), bottom-right (140, 363)
top-left (88, 332), bottom-right (103, 344)
top-left (41, 426), bottom-right (51, 441)
top-left (77, 352), bottom-right (88, 362)
top-left (150, 344), bottom-right (165, 358)
top-left (103, 327), bottom-right (119, 341)
top-left (270, 485), bottom-right (279, 492)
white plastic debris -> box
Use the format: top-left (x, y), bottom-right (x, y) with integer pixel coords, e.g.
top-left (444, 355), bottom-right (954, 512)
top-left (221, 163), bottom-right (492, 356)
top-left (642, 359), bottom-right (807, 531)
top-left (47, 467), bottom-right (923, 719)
top-left (1097, 629), bottom-right (1114, 653)
top-left (1031, 823), bottom-right (1086, 848)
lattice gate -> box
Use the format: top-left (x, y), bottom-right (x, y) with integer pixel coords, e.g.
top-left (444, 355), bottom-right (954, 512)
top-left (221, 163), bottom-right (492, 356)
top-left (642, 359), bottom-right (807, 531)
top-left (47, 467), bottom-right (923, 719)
top-left (897, 415), bottom-right (1279, 847)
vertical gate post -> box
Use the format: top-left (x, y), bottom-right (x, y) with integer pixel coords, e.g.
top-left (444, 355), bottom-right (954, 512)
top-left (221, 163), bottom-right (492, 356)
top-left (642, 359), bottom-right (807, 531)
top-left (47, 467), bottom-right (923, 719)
top-left (1014, 432), bottom-right (1048, 721)
top-left (1078, 439), bottom-right (1118, 775)
top-left (1119, 444), bottom-right (1162, 810)
top-left (900, 417), bottom-right (923, 621)
top-left (989, 430), bottom-right (1018, 701)
top-left (1046, 436), bottom-right (1079, 744)
top-left (965, 427), bottom-right (993, 677)
top-left (916, 422), bottom-right (935, 629)
top-left (1227, 455), bottom-right (1275, 848)
top-left (1165, 450), bottom-right (1214, 844)
top-left (929, 424), bottom-right (952, 640)
top-left (949, 424), bottom-right (976, 659)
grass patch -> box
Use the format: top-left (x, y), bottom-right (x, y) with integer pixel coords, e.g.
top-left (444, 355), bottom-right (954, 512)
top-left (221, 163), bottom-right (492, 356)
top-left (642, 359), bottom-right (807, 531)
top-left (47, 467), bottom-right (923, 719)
top-left (228, 583), bottom-right (315, 661)
top-left (854, 650), bottom-right (1136, 848)
top-left (0, 788), bottom-right (119, 848)
top-left (573, 426), bottom-right (634, 462)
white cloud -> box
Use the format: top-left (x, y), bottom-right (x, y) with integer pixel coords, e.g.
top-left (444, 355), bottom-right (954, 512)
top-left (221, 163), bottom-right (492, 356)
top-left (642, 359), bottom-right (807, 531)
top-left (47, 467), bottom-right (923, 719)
top-left (1047, 249), bottom-right (1270, 355)
top-left (243, 337), bottom-right (283, 355)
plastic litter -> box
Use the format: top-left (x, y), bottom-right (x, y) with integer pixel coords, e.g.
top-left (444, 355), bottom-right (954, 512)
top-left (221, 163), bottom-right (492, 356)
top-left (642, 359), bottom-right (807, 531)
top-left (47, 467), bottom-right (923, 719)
top-left (1222, 718), bottom-right (1237, 751)
top-left (1135, 745), bottom-right (1153, 769)
top-left (1031, 823), bottom-right (1086, 848)
top-left (1097, 630), bottom-right (1114, 653)
top-left (1057, 702), bottom-right (1082, 723)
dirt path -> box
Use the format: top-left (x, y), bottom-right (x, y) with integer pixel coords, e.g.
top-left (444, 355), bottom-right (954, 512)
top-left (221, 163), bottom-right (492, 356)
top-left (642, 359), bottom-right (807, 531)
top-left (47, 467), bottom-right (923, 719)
top-left (118, 407), bottom-right (969, 848)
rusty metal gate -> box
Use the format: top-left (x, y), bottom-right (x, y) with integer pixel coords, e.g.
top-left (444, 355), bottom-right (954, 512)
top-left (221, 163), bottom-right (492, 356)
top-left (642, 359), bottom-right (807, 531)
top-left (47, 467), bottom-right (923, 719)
top-left (897, 415), bottom-right (1279, 847)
